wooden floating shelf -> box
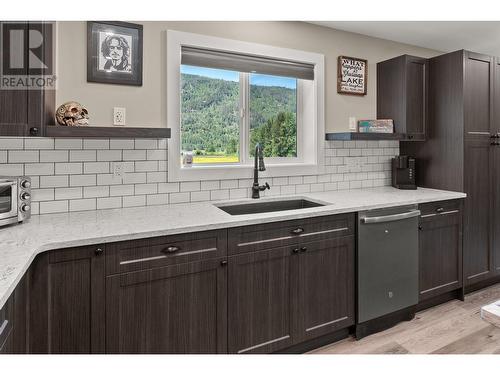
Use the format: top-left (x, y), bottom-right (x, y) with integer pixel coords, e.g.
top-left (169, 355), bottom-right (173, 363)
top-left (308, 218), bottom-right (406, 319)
top-left (325, 132), bottom-right (406, 141)
top-left (45, 126), bottom-right (171, 139)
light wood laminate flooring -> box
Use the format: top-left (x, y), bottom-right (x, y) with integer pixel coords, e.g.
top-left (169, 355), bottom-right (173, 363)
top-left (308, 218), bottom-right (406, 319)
top-left (310, 284), bottom-right (500, 354)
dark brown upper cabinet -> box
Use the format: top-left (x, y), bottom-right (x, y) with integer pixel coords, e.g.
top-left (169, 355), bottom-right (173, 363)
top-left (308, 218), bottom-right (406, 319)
top-left (0, 21), bottom-right (55, 137)
top-left (377, 55), bottom-right (429, 141)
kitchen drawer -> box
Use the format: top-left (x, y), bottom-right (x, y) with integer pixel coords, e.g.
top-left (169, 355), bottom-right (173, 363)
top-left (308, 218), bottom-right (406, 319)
top-left (228, 213), bottom-right (355, 255)
top-left (105, 229), bottom-right (227, 275)
top-left (0, 295), bottom-right (14, 354)
top-left (419, 199), bottom-right (462, 218)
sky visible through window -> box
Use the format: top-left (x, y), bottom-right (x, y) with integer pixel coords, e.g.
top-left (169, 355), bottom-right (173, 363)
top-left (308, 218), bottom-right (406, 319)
top-left (180, 65), bottom-right (296, 88)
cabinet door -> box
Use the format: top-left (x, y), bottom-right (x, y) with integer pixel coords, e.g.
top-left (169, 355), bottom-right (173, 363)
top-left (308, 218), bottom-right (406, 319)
top-left (405, 56), bottom-right (428, 140)
top-left (0, 21), bottom-right (54, 136)
top-left (294, 236), bottom-right (355, 342)
top-left (464, 52), bottom-right (493, 135)
top-left (106, 258), bottom-right (227, 354)
top-left (464, 137), bottom-right (493, 286)
top-left (228, 246), bottom-right (296, 354)
top-left (29, 245), bottom-right (105, 353)
top-left (419, 205), bottom-right (463, 301)
top-left (492, 146), bottom-right (500, 274)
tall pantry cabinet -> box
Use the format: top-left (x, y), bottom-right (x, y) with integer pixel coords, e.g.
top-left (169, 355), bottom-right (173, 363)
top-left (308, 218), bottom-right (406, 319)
top-left (401, 50), bottom-right (500, 289)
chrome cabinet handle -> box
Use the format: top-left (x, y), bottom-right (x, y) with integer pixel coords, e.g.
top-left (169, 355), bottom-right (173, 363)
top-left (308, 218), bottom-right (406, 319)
top-left (300, 247), bottom-right (307, 252)
top-left (94, 248), bottom-right (103, 256)
top-left (163, 246), bottom-right (180, 253)
top-left (436, 207), bottom-right (444, 213)
top-left (291, 228), bottom-right (304, 235)
top-left (292, 248), bottom-right (299, 254)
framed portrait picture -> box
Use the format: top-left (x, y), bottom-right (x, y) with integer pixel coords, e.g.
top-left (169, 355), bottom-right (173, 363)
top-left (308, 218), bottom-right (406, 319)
top-left (337, 56), bottom-right (367, 95)
top-left (87, 21), bottom-right (143, 86)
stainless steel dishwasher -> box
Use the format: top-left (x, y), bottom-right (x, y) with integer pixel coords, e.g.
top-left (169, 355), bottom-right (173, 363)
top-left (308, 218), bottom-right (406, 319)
top-left (356, 205), bottom-right (420, 338)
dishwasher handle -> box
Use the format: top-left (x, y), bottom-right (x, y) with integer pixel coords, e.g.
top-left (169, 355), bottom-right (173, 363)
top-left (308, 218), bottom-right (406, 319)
top-left (361, 210), bottom-right (421, 224)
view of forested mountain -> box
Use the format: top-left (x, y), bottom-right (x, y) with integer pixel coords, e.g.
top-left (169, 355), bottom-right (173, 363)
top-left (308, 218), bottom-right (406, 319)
top-left (181, 73), bottom-right (297, 162)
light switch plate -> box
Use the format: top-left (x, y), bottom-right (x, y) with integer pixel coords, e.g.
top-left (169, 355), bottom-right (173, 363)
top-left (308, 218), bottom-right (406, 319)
top-left (349, 116), bottom-right (357, 131)
top-left (113, 107), bottom-right (126, 126)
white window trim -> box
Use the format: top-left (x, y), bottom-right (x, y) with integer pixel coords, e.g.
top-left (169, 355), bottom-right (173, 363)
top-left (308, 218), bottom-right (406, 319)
top-left (166, 30), bottom-right (325, 182)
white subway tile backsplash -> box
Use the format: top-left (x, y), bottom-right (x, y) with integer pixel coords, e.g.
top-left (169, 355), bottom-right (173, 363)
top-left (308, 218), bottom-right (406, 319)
top-left (97, 197), bottom-right (122, 209)
top-left (123, 150), bottom-right (146, 161)
top-left (146, 194), bottom-right (169, 206)
top-left (97, 150), bottom-right (122, 161)
top-left (55, 163), bottom-right (83, 175)
top-left (147, 149), bottom-right (166, 160)
top-left (110, 139), bottom-right (134, 150)
top-left (135, 160), bottom-right (158, 172)
top-left (220, 179), bottom-right (238, 189)
top-left (70, 150), bottom-right (96, 162)
top-left (135, 183), bottom-right (157, 195)
top-left (9, 151), bottom-right (39, 163)
top-left (190, 190), bottom-right (210, 202)
top-left (0, 138), bottom-right (23, 149)
top-left (169, 192), bottom-right (190, 204)
top-left (110, 184), bottom-right (135, 196)
top-left (31, 188), bottom-right (55, 202)
top-left (70, 198), bottom-right (97, 212)
top-left (0, 137), bottom-right (398, 214)
top-left (24, 138), bottom-right (54, 149)
top-left (25, 163), bottom-right (54, 176)
top-left (135, 139), bottom-right (157, 149)
top-left (84, 162), bottom-right (110, 174)
top-left (70, 174), bottom-right (96, 187)
top-left (55, 139), bottom-right (82, 149)
top-left (124, 195), bottom-right (147, 207)
top-left (55, 187), bottom-right (82, 200)
top-left (83, 139), bottom-right (109, 149)
top-left (40, 200), bottom-right (68, 214)
top-left (180, 181), bottom-right (201, 192)
top-left (84, 185), bottom-right (110, 198)
top-left (210, 189), bottom-right (229, 201)
top-left (40, 175), bottom-right (68, 188)
top-left (158, 182), bottom-right (180, 193)
top-left (40, 150), bottom-right (68, 162)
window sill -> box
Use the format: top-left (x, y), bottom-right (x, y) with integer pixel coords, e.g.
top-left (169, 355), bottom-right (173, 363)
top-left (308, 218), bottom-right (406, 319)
top-left (168, 162), bottom-right (324, 182)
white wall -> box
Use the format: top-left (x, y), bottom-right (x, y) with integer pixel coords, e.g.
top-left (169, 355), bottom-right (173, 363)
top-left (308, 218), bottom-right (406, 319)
top-left (56, 21), bottom-right (440, 132)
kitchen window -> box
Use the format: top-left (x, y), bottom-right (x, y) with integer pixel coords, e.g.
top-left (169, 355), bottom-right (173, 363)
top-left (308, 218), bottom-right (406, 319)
top-left (167, 31), bottom-right (325, 181)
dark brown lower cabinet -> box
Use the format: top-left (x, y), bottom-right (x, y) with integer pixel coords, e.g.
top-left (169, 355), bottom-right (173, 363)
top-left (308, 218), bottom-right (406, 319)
top-left (295, 237), bottom-right (355, 342)
top-left (29, 244), bottom-right (105, 353)
top-left (106, 258), bottom-right (227, 354)
top-left (228, 246), bottom-right (295, 354)
top-left (228, 236), bottom-right (355, 354)
top-left (418, 201), bottom-right (463, 301)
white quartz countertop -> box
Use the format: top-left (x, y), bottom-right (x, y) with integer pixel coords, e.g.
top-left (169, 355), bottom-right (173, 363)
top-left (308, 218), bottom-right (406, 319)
top-left (0, 186), bottom-right (466, 309)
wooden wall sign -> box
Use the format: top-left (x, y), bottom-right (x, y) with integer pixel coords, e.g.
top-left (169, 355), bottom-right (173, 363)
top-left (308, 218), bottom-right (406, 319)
top-left (337, 56), bottom-right (367, 95)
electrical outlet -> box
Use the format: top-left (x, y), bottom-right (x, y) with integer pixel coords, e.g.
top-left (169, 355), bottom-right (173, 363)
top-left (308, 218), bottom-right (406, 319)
top-left (112, 162), bottom-right (125, 178)
top-left (349, 116), bottom-right (357, 131)
top-left (113, 107), bottom-right (126, 126)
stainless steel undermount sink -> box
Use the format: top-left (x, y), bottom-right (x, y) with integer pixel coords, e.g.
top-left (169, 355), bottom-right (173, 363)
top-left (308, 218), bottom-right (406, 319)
top-left (215, 198), bottom-right (326, 216)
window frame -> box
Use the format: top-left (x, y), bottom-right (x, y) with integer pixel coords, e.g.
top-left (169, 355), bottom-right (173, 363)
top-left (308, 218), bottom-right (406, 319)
top-left (167, 30), bottom-right (325, 182)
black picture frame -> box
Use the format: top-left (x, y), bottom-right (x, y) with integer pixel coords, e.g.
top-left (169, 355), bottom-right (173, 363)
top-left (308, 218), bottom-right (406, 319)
top-left (87, 21), bottom-right (143, 86)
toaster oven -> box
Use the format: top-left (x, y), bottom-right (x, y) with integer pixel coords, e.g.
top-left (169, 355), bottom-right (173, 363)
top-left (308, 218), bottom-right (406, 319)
top-left (0, 176), bottom-right (31, 227)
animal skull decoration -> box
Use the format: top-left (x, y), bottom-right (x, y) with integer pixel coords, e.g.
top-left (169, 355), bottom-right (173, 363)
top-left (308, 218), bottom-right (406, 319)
top-left (55, 102), bottom-right (89, 126)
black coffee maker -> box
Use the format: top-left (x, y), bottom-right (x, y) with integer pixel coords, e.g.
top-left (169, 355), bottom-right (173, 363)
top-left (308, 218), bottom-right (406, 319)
top-left (391, 156), bottom-right (417, 190)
